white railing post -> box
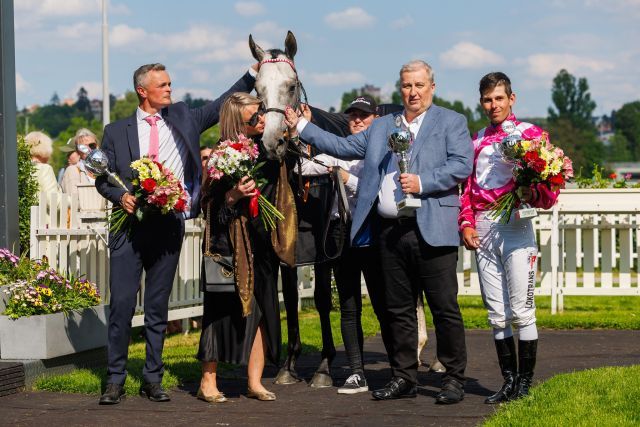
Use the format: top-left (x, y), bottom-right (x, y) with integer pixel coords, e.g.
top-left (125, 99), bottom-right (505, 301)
top-left (551, 203), bottom-right (559, 314)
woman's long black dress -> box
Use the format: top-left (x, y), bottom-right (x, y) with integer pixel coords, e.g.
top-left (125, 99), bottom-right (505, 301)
top-left (197, 144), bottom-right (282, 366)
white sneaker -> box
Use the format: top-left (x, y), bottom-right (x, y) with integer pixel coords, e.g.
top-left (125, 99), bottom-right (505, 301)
top-left (337, 373), bottom-right (369, 394)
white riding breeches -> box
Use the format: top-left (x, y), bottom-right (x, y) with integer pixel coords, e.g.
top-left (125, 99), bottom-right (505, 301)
top-left (475, 212), bottom-right (538, 329)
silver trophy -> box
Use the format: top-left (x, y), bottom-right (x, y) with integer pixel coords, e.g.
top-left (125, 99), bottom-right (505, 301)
top-left (82, 147), bottom-right (128, 191)
top-left (388, 119), bottom-right (421, 215)
top-left (495, 120), bottom-right (537, 220)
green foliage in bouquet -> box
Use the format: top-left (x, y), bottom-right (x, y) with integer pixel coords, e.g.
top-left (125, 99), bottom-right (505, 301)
top-left (0, 249), bottom-right (101, 319)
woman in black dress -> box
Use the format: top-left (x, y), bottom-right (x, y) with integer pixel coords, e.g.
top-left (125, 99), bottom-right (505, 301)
top-left (197, 92), bottom-right (291, 402)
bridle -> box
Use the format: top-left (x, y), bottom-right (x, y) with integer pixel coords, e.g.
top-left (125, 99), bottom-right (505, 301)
top-left (256, 57), bottom-right (308, 117)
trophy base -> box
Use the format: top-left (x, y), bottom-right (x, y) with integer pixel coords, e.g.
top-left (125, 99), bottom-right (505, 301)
top-left (515, 207), bottom-right (538, 220)
top-left (397, 198), bottom-right (421, 215)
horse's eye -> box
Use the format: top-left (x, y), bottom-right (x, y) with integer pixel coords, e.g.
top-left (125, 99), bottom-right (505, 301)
top-left (289, 85), bottom-right (296, 93)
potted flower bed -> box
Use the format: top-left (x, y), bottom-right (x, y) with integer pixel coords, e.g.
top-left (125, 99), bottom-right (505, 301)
top-left (0, 248), bottom-right (107, 360)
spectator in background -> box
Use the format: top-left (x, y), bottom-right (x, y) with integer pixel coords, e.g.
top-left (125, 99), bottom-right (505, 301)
top-left (24, 131), bottom-right (61, 196)
top-left (200, 146), bottom-right (212, 171)
top-left (57, 148), bottom-right (81, 185)
top-left (60, 128), bottom-right (99, 194)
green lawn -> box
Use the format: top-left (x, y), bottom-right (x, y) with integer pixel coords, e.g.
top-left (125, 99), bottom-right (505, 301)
top-left (483, 365), bottom-right (640, 427)
top-left (33, 295), bottom-right (639, 396)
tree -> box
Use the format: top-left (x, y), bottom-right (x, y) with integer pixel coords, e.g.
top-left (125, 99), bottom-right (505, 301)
top-left (183, 92), bottom-right (209, 109)
top-left (111, 91), bottom-right (139, 121)
top-left (73, 87), bottom-right (93, 120)
top-left (340, 88), bottom-right (360, 112)
top-left (548, 69), bottom-right (596, 129)
top-left (29, 103), bottom-right (75, 137)
top-left (547, 117), bottom-right (604, 177)
top-left (50, 92), bottom-right (60, 105)
top-left (607, 132), bottom-right (633, 162)
top-left (614, 101), bottom-right (640, 159)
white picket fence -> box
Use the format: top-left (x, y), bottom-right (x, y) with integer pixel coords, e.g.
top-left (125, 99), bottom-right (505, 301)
top-left (29, 188), bottom-right (640, 321)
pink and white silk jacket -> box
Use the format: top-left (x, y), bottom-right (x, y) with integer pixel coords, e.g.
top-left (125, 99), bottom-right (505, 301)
top-left (458, 114), bottom-right (559, 231)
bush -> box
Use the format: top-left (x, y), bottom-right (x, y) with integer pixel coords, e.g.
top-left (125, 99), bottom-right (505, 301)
top-left (16, 136), bottom-right (38, 255)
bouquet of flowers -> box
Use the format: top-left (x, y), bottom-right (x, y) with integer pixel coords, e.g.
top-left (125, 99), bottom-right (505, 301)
top-left (489, 131), bottom-right (573, 223)
top-left (1, 249), bottom-right (101, 319)
top-left (206, 134), bottom-right (284, 230)
top-left (109, 158), bottom-right (189, 234)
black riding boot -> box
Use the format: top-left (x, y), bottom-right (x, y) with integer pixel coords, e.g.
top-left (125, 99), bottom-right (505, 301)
top-left (512, 339), bottom-right (538, 399)
top-left (485, 336), bottom-right (518, 404)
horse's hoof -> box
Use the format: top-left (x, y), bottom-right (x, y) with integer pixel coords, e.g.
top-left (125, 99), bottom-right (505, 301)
top-left (429, 359), bottom-right (446, 373)
top-left (274, 368), bottom-right (302, 385)
top-left (309, 372), bottom-right (333, 388)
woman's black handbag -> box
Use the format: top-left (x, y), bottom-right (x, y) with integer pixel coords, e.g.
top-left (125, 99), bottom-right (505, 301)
top-left (202, 204), bottom-right (236, 293)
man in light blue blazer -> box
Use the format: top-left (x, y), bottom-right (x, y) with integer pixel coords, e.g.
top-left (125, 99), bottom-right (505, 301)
top-left (285, 60), bottom-right (473, 403)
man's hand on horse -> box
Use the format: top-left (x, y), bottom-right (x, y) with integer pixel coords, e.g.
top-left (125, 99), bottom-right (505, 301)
top-left (399, 173), bottom-right (420, 194)
top-left (300, 103), bottom-right (312, 121)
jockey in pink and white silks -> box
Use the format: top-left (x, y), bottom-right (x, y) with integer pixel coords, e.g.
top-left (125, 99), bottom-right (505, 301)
top-left (460, 72), bottom-right (559, 404)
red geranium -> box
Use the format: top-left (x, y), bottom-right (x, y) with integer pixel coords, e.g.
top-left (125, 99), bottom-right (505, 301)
top-left (609, 173), bottom-right (617, 179)
top-left (141, 178), bottom-right (157, 192)
top-left (174, 198), bottom-right (187, 212)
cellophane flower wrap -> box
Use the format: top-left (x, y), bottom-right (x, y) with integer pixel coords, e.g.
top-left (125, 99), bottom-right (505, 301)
top-left (206, 134), bottom-right (284, 230)
top-left (1, 249), bottom-right (101, 319)
top-left (109, 157), bottom-right (189, 234)
top-left (489, 132), bottom-right (574, 223)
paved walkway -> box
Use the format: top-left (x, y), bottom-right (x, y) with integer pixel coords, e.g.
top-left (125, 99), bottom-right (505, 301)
top-left (1, 329), bottom-right (638, 427)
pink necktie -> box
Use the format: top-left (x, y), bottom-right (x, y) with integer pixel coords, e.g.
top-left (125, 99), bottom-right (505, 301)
top-left (144, 115), bottom-right (160, 160)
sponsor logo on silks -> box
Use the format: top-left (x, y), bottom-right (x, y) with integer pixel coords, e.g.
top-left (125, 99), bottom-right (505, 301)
top-left (525, 252), bottom-right (537, 309)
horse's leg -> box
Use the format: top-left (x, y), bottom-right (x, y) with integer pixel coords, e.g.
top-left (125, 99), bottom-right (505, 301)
top-left (309, 262), bottom-right (336, 388)
top-left (417, 292), bottom-right (428, 366)
top-left (274, 265), bottom-right (303, 384)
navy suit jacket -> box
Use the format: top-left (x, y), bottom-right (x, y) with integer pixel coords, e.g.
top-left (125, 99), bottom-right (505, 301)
top-left (96, 72), bottom-right (255, 219)
top-left (300, 104), bottom-right (473, 247)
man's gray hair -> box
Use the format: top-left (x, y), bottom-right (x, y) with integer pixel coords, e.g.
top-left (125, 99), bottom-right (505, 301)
top-left (133, 63), bottom-right (166, 90)
top-left (399, 60), bottom-right (434, 83)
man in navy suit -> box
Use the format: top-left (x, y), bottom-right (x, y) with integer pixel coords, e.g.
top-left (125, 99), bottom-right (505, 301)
top-left (284, 60), bottom-right (473, 403)
top-left (96, 63), bottom-right (257, 404)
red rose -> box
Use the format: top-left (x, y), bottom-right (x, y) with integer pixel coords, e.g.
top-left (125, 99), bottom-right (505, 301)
top-left (174, 198), bottom-right (186, 212)
top-left (230, 142), bottom-right (243, 151)
top-left (523, 151), bottom-right (539, 163)
top-left (548, 174), bottom-right (564, 186)
top-left (156, 194), bottom-right (168, 206)
top-left (141, 178), bottom-right (157, 193)
top-left (609, 173), bottom-right (617, 179)
top-left (531, 158), bottom-right (547, 174)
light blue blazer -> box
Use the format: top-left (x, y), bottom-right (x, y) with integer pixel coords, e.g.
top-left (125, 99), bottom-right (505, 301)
top-left (300, 105), bottom-right (473, 247)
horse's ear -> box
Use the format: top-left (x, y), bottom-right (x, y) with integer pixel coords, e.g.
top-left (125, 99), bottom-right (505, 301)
top-left (249, 34), bottom-right (264, 62)
top-left (284, 31), bottom-right (297, 60)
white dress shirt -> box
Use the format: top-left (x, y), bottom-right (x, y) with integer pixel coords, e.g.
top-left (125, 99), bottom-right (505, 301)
top-left (136, 107), bottom-right (191, 209)
top-left (376, 110), bottom-right (426, 218)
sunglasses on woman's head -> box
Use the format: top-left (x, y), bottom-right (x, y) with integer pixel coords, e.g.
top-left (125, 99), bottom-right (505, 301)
top-left (244, 107), bottom-right (265, 127)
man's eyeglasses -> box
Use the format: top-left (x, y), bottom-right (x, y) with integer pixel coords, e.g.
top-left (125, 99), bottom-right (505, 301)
top-left (244, 107), bottom-right (265, 127)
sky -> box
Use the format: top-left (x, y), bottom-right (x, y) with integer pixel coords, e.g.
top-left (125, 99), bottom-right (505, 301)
top-left (12, 0), bottom-right (640, 118)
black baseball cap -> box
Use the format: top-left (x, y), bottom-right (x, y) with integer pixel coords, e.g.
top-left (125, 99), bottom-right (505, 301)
top-left (344, 95), bottom-right (378, 115)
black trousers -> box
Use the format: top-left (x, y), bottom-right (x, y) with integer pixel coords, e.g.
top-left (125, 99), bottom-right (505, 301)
top-left (106, 213), bottom-right (184, 385)
top-left (331, 220), bottom-right (390, 373)
top-left (378, 217), bottom-right (467, 385)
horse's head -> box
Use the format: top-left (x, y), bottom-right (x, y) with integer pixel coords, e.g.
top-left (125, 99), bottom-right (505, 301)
top-left (249, 31), bottom-right (299, 160)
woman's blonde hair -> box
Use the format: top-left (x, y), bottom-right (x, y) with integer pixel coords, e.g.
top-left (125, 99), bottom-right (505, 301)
top-left (24, 131), bottom-right (53, 160)
top-left (219, 92), bottom-right (262, 141)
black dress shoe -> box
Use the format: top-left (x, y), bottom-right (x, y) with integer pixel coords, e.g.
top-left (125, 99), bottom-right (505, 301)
top-left (435, 379), bottom-right (464, 404)
top-left (371, 377), bottom-right (417, 400)
top-left (99, 383), bottom-right (125, 405)
top-left (140, 383), bottom-right (171, 402)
